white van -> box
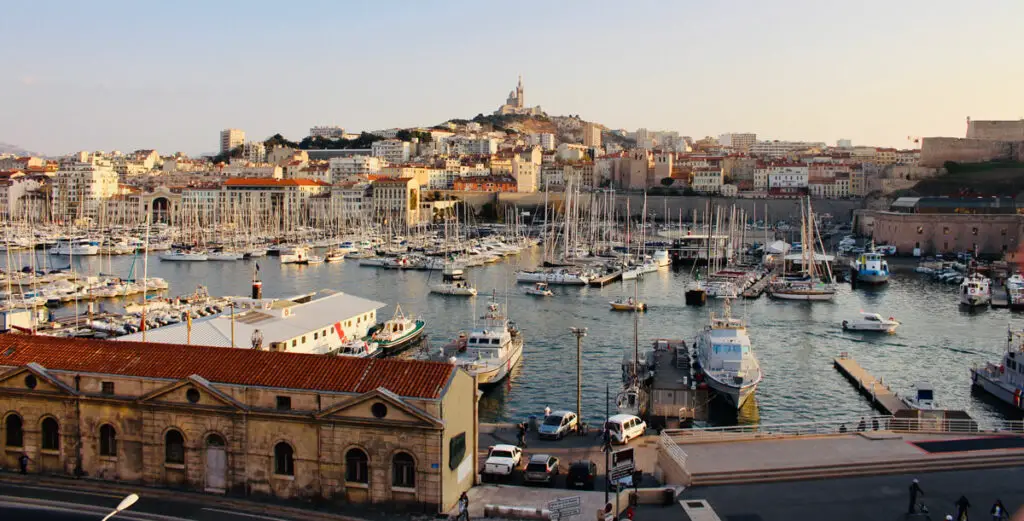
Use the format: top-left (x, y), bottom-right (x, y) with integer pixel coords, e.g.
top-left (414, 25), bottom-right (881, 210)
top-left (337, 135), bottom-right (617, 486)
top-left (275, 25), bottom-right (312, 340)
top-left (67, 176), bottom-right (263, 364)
top-left (605, 414), bottom-right (646, 444)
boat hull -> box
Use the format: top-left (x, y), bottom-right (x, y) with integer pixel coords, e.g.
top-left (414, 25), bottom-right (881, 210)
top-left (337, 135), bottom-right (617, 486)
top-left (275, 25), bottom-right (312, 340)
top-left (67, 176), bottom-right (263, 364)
top-left (704, 375), bottom-right (758, 409)
top-left (372, 319), bottom-right (426, 354)
top-left (769, 290), bottom-right (835, 301)
top-left (853, 272), bottom-right (889, 284)
top-left (971, 369), bottom-right (1024, 410)
top-left (685, 289), bottom-right (706, 306)
top-left (474, 337), bottom-right (524, 387)
top-left (609, 302), bottom-right (646, 312)
top-left (842, 322), bottom-right (898, 333)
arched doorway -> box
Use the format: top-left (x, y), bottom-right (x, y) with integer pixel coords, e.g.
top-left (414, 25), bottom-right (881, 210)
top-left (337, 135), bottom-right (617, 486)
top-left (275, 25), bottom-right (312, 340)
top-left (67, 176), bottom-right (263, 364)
top-left (152, 197), bottom-right (170, 224)
top-left (205, 434), bottom-right (226, 493)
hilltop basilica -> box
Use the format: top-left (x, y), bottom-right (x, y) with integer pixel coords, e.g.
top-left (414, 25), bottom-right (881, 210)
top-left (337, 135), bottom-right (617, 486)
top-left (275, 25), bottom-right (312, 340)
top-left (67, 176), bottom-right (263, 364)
top-left (495, 75), bottom-right (545, 116)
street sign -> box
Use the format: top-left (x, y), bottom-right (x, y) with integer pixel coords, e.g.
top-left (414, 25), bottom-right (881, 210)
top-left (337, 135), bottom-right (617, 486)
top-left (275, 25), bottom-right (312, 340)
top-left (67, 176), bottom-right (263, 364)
top-left (548, 496), bottom-right (582, 520)
top-left (611, 447), bottom-right (635, 481)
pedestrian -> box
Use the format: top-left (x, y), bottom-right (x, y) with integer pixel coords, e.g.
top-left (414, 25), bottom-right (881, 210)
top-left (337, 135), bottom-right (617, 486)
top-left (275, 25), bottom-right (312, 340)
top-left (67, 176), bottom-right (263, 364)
top-left (517, 422), bottom-right (528, 449)
top-left (544, 406), bottom-right (551, 418)
top-left (991, 499), bottom-right (1008, 521)
top-left (908, 478), bottom-right (924, 515)
top-left (955, 495), bottom-right (971, 521)
top-left (18, 452), bottom-right (29, 474)
top-left (458, 491), bottom-right (470, 521)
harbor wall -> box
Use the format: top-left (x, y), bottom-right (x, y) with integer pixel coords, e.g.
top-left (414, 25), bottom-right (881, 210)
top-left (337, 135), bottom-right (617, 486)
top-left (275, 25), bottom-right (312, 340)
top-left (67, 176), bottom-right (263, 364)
top-left (439, 191), bottom-right (863, 223)
top-left (855, 209), bottom-right (1024, 256)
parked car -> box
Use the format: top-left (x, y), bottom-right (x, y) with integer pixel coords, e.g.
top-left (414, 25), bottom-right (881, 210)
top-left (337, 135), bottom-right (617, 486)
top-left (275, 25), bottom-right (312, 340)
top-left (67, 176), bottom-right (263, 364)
top-left (482, 444), bottom-right (522, 481)
top-left (605, 414), bottom-right (647, 444)
top-left (523, 454), bottom-right (560, 486)
top-left (567, 460), bottom-right (597, 490)
top-left (538, 411), bottom-right (578, 440)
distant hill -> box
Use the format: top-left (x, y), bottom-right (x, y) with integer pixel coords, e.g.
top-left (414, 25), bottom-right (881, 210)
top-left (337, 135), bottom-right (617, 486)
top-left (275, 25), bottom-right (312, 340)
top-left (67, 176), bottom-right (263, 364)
top-left (909, 161), bottom-right (1024, 197)
top-left (445, 114), bottom-right (609, 146)
top-left (0, 142), bottom-right (40, 157)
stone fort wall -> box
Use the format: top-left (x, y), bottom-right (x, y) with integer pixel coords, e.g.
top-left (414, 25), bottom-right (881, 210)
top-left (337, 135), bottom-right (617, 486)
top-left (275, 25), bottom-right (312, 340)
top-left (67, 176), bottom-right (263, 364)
top-left (919, 137), bottom-right (1022, 167)
top-left (967, 120), bottom-right (1024, 141)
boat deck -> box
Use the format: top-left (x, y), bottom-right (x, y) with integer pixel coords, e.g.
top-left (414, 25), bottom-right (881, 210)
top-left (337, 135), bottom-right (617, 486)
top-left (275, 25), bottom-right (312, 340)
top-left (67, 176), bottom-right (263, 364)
top-left (833, 353), bottom-right (909, 414)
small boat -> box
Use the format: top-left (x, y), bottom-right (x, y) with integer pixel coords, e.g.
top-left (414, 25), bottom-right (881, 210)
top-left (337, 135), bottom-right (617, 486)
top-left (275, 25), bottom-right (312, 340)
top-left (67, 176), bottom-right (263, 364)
top-left (368, 304), bottom-right (426, 354)
top-left (207, 250), bottom-right (243, 261)
top-left (959, 273), bottom-right (991, 307)
top-left (525, 282), bottom-right (554, 297)
top-left (280, 246), bottom-right (309, 264)
top-left (850, 245), bottom-right (890, 284)
top-left (159, 250), bottom-right (208, 262)
top-left (610, 296), bottom-right (646, 312)
top-left (333, 339), bottom-right (381, 358)
top-left (305, 255), bottom-right (325, 265)
top-left (439, 294), bottom-right (524, 387)
top-left (842, 312), bottom-right (900, 333)
top-left (430, 262), bottom-right (477, 296)
top-left (901, 382), bottom-right (937, 410)
top-left (324, 249), bottom-right (346, 262)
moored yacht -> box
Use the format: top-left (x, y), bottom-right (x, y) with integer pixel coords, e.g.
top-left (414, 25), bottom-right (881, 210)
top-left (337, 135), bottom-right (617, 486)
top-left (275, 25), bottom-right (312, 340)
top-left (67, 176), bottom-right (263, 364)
top-left (430, 262), bottom-right (477, 296)
top-left (515, 268), bottom-right (590, 285)
top-left (279, 246), bottom-right (309, 264)
top-left (694, 299), bottom-right (762, 409)
top-left (971, 328), bottom-right (1024, 410)
top-left (159, 249), bottom-right (208, 262)
top-left (960, 273), bottom-right (991, 308)
top-left (439, 294), bottom-right (523, 387)
top-left (850, 246), bottom-right (890, 284)
top-left (368, 304), bottom-right (425, 355)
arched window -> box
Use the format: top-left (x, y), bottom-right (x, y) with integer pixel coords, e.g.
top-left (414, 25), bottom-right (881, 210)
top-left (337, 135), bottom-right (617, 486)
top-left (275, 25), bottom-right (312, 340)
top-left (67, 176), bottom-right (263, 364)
top-left (207, 434), bottom-right (225, 447)
top-left (165, 430), bottom-right (185, 464)
top-left (4, 414), bottom-right (23, 447)
top-left (99, 424), bottom-right (117, 457)
top-left (345, 448), bottom-right (368, 483)
top-left (274, 442), bottom-right (294, 476)
top-left (392, 452), bottom-right (415, 488)
top-left (41, 417), bottom-right (59, 451)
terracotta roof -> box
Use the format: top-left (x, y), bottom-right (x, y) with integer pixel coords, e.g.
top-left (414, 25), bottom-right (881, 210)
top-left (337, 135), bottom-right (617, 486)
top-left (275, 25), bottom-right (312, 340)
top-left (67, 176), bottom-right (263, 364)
top-left (223, 178), bottom-right (328, 187)
top-left (0, 335), bottom-right (455, 399)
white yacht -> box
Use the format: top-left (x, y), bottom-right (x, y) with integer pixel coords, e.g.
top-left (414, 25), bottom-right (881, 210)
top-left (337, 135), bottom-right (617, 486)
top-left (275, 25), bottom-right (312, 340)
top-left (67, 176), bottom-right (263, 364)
top-left (652, 250), bottom-right (671, 267)
top-left (441, 295), bottom-right (523, 387)
top-left (207, 249), bottom-right (243, 261)
top-left (515, 269), bottom-right (590, 285)
top-left (159, 250), bottom-right (208, 262)
top-left (525, 282), bottom-right (554, 297)
top-left (959, 273), bottom-right (991, 308)
top-left (695, 299), bottom-right (762, 409)
top-left (49, 239), bottom-right (100, 256)
top-left (841, 312), bottom-right (900, 333)
top-left (333, 339), bottom-right (381, 358)
top-left (430, 262), bottom-right (477, 297)
top-left (279, 246), bottom-right (309, 264)
top-left (971, 328), bottom-right (1024, 411)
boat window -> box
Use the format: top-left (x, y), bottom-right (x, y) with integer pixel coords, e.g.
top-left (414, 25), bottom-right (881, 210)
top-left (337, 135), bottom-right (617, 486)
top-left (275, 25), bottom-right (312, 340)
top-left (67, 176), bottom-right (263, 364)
top-left (469, 338), bottom-right (478, 344)
top-left (866, 315), bottom-right (878, 321)
top-left (491, 338), bottom-right (501, 345)
top-left (917, 389), bottom-right (934, 401)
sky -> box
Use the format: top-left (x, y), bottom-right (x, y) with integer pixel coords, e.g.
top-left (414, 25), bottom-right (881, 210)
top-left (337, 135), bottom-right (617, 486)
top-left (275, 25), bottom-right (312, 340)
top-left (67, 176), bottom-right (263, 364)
top-left (2, 0), bottom-right (1023, 156)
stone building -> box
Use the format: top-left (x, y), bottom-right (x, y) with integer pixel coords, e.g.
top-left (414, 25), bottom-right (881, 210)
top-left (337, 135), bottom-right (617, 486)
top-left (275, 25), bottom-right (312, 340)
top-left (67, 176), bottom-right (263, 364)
top-left (0, 336), bottom-right (477, 514)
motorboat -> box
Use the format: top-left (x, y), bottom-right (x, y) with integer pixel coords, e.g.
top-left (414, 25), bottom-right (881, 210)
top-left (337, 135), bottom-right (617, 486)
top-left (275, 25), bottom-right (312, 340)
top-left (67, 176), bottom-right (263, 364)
top-left (324, 249), bottom-right (346, 262)
top-left (971, 328), bottom-right (1024, 411)
top-left (49, 239), bottom-right (100, 256)
top-left (332, 339), bottom-right (381, 358)
top-left (279, 246), bottom-right (309, 264)
top-left (850, 245), bottom-right (890, 284)
top-left (652, 249), bottom-right (671, 267)
top-left (368, 304), bottom-right (425, 355)
top-left (959, 273), bottom-right (991, 307)
top-left (901, 383), bottom-right (937, 410)
top-left (207, 249), bottom-right (243, 261)
top-left (305, 255), bottom-right (325, 265)
top-left (159, 250), bottom-right (208, 262)
top-left (842, 312), bottom-right (900, 333)
top-left (1008, 274), bottom-right (1024, 310)
top-left (685, 280), bottom-right (707, 307)
top-left (439, 294), bottom-right (523, 387)
top-left (694, 299), bottom-right (762, 409)
top-left (525, 282), bottom-right (554, 297)
top-left (430, 262), bottom-right (477, 296)
top-left (515, 269), bottom-right (590, 285)
top-left (610, 296), bottom-right (646, 312)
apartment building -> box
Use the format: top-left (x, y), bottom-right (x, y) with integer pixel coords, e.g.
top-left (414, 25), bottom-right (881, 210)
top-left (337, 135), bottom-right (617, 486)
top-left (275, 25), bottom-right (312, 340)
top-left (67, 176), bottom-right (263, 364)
top-left (220, 128), bottom-right (246, 154)
top-left (372, 177), bottom-right (420, 228)
top-left (749, 140), bottom-right (825, 157)
top-left (328, 156), bottom-right (382, 182)
top-left (582, 122), bottom-right (602, 148)
top-left (52, 157), bottom-right (120, 221)
top-left (691, 167), bottom-right (724, 193)
top-left (309, 125), bottom-right (346, 139)
top-left (371, 139), bottom-right (411, 164)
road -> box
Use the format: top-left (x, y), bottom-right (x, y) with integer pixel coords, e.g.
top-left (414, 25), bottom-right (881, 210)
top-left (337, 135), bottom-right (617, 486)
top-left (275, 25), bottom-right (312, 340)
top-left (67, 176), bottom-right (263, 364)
top-left (0, 482), bottom-right (310, 521)
top-left (680, 467), bottom-right (1024, 521)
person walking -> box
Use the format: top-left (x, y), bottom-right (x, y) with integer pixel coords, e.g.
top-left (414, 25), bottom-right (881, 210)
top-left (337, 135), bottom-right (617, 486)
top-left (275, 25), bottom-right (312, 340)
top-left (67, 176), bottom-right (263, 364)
top-left (457, 491), bottom-right (470, 521)
top-left (955, 495), bottom-right (971, 521)
top-left (990, 499), bottom-right (1008, 521)
top-left (517, 422), bottom-right (528, 449)
top-left (908, 479), bottom-right (925, 515)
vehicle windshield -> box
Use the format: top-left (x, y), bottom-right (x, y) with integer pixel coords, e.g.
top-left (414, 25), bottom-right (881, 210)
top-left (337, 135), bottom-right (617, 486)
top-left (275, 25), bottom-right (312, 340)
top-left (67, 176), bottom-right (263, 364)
top-left (526, 463), bottom-right (548, 472)
top-left (490, 450), bottom-right (513, 459)
top-left (543, 415), bottom-right (563, 426)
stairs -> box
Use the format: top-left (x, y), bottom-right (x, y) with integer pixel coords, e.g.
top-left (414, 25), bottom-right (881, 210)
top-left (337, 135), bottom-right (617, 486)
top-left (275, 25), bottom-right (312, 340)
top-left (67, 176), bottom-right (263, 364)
top-left (689, 452), bottom-right (1024, 486)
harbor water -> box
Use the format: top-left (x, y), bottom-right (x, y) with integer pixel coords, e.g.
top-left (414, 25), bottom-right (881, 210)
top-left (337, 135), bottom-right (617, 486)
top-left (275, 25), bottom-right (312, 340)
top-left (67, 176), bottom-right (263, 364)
top-left (5, 248), bottom-right (1022, 426)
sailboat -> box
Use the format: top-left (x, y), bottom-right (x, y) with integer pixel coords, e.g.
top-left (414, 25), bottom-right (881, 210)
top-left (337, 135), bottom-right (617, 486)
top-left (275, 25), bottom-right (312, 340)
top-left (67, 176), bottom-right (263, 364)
top-left (767, 197), bottom-right (836, 301)
top-left (616, 305), bottom-right (649, 416)
top-left (694, 298), bottom-right (762, 409)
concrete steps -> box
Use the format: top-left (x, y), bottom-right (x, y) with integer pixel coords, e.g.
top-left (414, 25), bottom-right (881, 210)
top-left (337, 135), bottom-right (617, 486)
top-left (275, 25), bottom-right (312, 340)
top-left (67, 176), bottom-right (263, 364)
top-left (689, 452), bottom-right (1024, 486)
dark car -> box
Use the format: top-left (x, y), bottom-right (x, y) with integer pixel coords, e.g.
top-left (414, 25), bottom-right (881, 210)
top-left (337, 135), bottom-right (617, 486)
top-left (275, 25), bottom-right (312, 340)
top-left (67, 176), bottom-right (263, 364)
top-left (523, 454), bottom-right (560, 486)
top-left (566, 460), bottom-right (597, 490)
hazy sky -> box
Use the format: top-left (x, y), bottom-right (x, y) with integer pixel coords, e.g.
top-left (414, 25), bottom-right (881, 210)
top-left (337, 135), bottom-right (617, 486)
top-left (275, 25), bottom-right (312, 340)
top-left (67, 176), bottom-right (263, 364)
top-left (2, 0), bottom-right (1022, 156)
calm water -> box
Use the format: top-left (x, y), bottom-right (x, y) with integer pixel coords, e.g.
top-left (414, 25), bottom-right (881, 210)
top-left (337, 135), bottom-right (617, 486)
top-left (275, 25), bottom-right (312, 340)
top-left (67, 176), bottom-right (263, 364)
top-left (5, 248), bottom-right (1022, 426)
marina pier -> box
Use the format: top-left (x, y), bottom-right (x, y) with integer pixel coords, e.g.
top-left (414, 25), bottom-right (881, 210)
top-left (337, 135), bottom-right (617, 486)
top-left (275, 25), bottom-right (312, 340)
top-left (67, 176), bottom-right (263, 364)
top-left (833, 353), bottom-right (908, 415)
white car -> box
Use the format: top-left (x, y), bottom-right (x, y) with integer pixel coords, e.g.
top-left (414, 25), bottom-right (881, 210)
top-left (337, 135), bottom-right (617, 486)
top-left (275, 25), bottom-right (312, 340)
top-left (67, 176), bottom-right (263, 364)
top-left (482, 444), bottom-right (522, 480)
top-left (605, 414), bottom-right (646, 444)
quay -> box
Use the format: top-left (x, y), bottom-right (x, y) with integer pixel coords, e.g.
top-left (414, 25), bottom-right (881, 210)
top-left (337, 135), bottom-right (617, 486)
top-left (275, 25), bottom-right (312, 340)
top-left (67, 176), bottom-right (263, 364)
top-left (741, 272), bottom-right (773, 299)
top-left (588, 269), bottom-right (623, 287)
top-left (650, 339), bottom-right (710, 428)
top-left (992, 279), bottom-right (1009, 308)
top-left (833, 353), bottom-right (908, 414)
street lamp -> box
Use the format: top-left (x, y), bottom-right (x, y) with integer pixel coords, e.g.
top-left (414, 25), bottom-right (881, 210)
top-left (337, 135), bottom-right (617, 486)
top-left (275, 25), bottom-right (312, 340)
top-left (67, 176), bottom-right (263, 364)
top-left (569, 327), bottom-right (587, 426)
top-left (101, 493), bottom-right (139, 521)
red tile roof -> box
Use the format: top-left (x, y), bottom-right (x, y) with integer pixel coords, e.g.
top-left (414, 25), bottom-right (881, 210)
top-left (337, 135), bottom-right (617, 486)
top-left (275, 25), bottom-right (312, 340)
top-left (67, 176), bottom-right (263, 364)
top-left (0, 335), bottom-right (455, 399)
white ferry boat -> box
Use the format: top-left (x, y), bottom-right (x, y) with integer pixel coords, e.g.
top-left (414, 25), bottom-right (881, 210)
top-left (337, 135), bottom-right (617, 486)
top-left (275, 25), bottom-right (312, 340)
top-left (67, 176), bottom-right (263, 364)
top-left (959, 273), bottom-right (991, 308)
top-left (971, 328), bottom-right (1024, 410)
top-left (695, 299), bottom-right (762, 409)
top-left (440, 295), bottom-right (523, 387)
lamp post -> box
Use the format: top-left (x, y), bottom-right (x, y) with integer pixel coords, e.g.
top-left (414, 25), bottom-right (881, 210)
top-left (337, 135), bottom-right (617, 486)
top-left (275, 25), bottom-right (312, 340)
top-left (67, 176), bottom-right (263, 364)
top-left (101, 493), bottom-right (139, 521)
top-left (569, 327), bottom-right (587, 425)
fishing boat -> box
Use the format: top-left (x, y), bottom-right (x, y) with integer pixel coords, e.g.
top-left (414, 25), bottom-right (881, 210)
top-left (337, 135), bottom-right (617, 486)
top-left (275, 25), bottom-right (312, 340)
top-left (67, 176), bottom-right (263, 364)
top-left (368, 304), bottom-right (425, 354)
top-left (842, 312), bottom-right (900, 333)
top-left (525, 282), bottom-right (554, 297)
top-left (440, 293), bottom-right (524, 387)
top-left (959, 273), bottom-right (991, 308)
top-left (694, 299), bottom-right (762, 409)
top-left (159, 250), bottom-right (208, 262)
top-left (850, 244), bottom-right (890, 284)
top-left (324, 249), bottom-right (346, 262)
top-left (971, 328), bottom-right (1024, 411)
top-left (429, 262), bottom-right (477, 296)
top-left (279, 246), bottom-right (309, 264)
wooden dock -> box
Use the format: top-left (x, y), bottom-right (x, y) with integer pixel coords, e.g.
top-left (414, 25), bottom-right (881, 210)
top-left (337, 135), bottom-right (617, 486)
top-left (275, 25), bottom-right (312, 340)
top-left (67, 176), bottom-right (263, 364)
top-left (588, 270), bottom-right (623, 287)
top-left (833, 353), bottom-right (909, 414)
top-left (741, 273), bottom-right (773, 299)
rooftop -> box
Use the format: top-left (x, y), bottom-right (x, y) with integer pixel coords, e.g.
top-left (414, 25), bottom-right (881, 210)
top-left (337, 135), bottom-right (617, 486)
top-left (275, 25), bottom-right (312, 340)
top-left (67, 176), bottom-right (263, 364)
top-left (0, 334), bottom-right (455, 399)
top-left (224, 178), bottom-right (328, 187)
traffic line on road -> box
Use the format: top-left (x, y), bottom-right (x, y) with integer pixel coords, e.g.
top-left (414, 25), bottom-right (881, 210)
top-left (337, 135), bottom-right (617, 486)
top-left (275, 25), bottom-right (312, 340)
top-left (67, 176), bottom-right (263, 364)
top-left (203, 507), bottom-right (289, 520)
top-left (0, 482), bottom-right (124, 498)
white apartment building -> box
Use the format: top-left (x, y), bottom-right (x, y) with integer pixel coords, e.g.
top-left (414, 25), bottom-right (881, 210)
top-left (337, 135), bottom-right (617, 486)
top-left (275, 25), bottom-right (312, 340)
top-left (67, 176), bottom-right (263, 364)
top-left (242, 141), bottom-right (266, 163)
top-left (529, 133), bottom-right (556, 151)
top-left (749, 140), bottom-right (825, 157)
top-left (52, 157), bottom-right (120, 220)
top-left (582, 123), bottom-right (601, 148)
top-left (219, 162), bottom-right (283, 179)
top-left (542, 164), bottom-right (564, 187)
top-left (754, 165), bottom-right (769, 191)
top-left (328, 155), bottom-right (382, 183)
top-left (220, 128), bottom-right (246, 154)
top-left (371, 139), bottom-right (411, 164)
top-left (372, 177), bottom-right (420, 228)
top-left (309, 126), bottom-right (346, 139)
top-left (0, 172), bottom-right (40, 219)
top-left (512, 157), bottom-right (538, 193)
top-left (767, 164), bottom-right (810, 192)
top-left (718, 133), bottom-right (757, 152)
top-left (557, 143), bottom-right (589, 162)
top-left (455, 138), bottom-right (498, 156)
top-left (691, 167), bottom-right (724, 194)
